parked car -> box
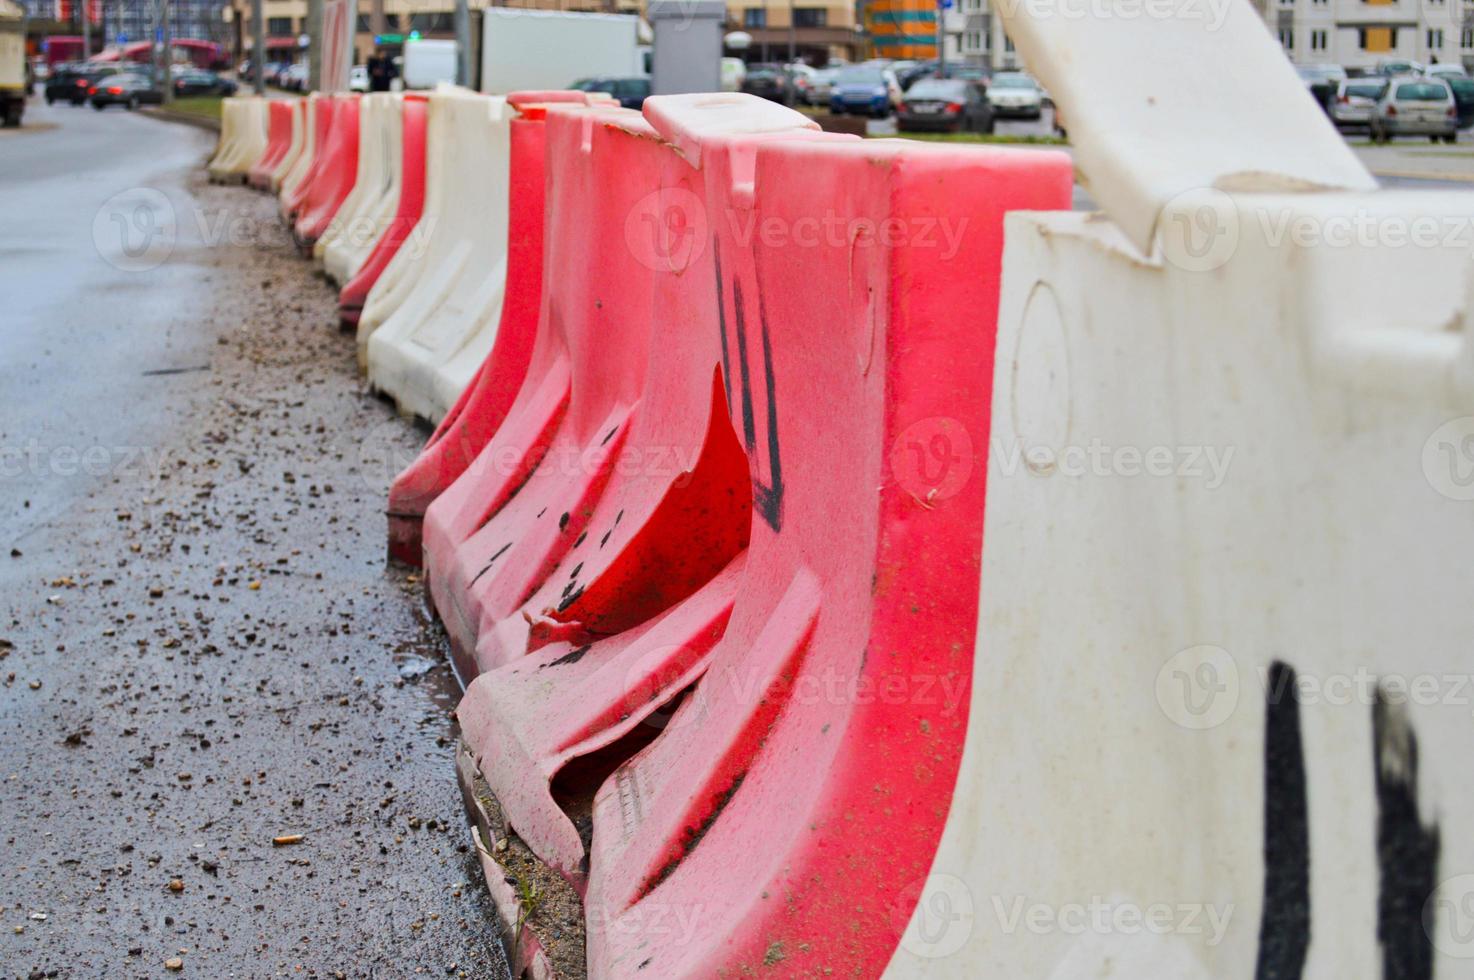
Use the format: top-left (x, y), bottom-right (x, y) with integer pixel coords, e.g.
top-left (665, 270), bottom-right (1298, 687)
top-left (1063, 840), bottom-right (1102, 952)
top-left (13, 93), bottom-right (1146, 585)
top-left (173, 70), bottom-right (236, 98)
top-left (1297, 64), bottom-right (1344, 112)
top-left (805, 66), bottom-right (840, 106)
top-left (829, 64), bottom-right (900, 117)
top-left (938, 63), bottom-right (989, 83)
top-left (349, 64), bottom-right (369, 92)
top-left (570, 76), bottom-right (650, 110)
top-left (787, 62), bottom-right (815, 104)
top-left (720, 56), bottom-right (746, 93)
top-left (1370, 76), bottom-right (1458, 143)
top-left (1374, 58), bottom-right (1424, 77)
top-left (1330, 78), bottom-right (1387, 130)
top-left (742, 63), bottom-right (793, 104)
top-left (1448, 76), bottom-right (1474, 129)
top-left (1427, 63), bottom-right (1469, 81)
top-left (45, 64), bottom-right (123, 105)
top-left (280, 63), bottom-right (309, 92)
top-left (896, 78), bottom-right (994, 134)
top-left (985, 72), bottom-right (1044, 119)
top-left (90, 73), bottom-right (163, 110)
top-left (888, 59), bottom-right (920, 89)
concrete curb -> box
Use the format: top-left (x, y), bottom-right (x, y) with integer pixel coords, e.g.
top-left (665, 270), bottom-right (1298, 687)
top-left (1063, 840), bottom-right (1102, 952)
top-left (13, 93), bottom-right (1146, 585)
top-left (456, 740), bottom-right (579, 980)
top-left (139, 106), bottom-right (222, 133)
top-left (1371, 167), bottom-right (1474, 185)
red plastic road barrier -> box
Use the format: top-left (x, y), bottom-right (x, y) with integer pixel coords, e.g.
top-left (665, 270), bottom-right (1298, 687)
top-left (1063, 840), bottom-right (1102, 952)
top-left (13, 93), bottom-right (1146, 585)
top-left (422, 101), bottom-right (689, 678)
top-left (338, 93), bottom-right (428, 329)
top-left (294, 93), bottom-right (360, 247)
top-left (248, 100), bottom-right (295, 191)
top-left (280, 95), bottom-right (336, 222)
top-left (446, 93), bottom-right (1073, 977)
top-left (385, 90), bottom-right (615, 566)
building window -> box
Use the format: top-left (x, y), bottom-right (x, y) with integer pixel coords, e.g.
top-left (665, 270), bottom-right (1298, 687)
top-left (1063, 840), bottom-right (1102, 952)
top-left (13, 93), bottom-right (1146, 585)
top-left (1359, 26), bottom-right (1396, 50)
top-left (267, 16), bottom-right (292, 35)
top-left (1463, 27), bottom-right (1474, 49)
top-left (1279, 27), bottom-right (1294, 48)
top-left (962, 29), bottom-right (982, 51)
top-left (792, 7), bottom-right (826, 26)
top-left (408, 12), bottom-right (454, 32)
top-left (1309, 28), bottom-right (1327, 48)
top-left (743, 7), bottom-right (766, 27)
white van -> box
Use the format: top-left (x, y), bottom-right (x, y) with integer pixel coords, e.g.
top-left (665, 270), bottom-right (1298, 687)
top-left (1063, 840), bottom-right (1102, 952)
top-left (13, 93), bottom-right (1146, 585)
top-left (402, 39), bottom-right (458, 90)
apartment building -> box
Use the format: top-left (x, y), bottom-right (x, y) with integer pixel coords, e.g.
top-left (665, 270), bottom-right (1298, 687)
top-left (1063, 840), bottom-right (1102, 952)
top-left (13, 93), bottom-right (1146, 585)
top-left (1265, 0), bottom-right (1473, 70)
top-left (730, 0), bottom-right (859, 63)
top-left (860, 0), bottom-right (1023, 69)
top-left (230, 0), bottom-right (643, 65)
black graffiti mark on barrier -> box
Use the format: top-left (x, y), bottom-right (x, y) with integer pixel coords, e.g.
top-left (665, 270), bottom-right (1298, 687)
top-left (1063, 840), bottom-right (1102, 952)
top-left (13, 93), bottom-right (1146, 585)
top-left (1373, 691), bottom-right (1440, 980)
top-left (1255, 660), bottom-right (1311, 980)
top-left (468, 541), bottom-right (512, 588)
top-left (714, 243), bottom-right (734, 415)
top-left (713, 237), bottom-right (784, 533)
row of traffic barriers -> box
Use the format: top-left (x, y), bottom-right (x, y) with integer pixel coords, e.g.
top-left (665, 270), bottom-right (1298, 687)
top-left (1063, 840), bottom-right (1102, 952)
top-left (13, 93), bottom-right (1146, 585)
top-left (203, 7), bottom-right (1474, 970)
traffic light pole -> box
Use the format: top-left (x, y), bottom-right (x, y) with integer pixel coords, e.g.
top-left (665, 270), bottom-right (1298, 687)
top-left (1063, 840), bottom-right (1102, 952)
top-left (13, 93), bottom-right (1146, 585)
top-left (252, 0), bottom-right (265, 94)
top-left (936, 0), bottom-right (945, 77)
top-left (160, 0), bottom-right (172, 103)
top-left (306, 0), bottom-right (322, 91)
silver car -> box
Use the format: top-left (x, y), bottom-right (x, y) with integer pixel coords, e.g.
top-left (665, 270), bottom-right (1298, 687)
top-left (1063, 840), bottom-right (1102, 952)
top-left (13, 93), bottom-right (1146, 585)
top-left (1370, 76), bottom-right (1458, 143)
top-left (986, 72), bottom-right (1044, 119)
top-left (806, 67), bottom-right (840, 106)
top-left (1330, 78), bottom-right (1387, 130)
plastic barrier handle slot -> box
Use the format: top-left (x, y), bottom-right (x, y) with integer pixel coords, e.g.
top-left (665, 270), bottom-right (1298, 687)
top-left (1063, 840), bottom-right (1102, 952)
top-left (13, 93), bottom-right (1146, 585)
top-left (1314, 257), bottom-right (1474, 409)
top-left (991, 2), bottom-right (1377, 253)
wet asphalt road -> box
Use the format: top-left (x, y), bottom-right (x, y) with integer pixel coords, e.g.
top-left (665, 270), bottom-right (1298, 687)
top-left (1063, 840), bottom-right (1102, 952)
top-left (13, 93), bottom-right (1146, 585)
top-left (0, 100), bottom-right (509, 978)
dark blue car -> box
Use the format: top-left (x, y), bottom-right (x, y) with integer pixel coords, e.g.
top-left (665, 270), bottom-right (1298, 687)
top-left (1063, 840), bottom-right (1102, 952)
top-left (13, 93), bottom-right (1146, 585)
top-left (830, 65), bottom-right (896, 118)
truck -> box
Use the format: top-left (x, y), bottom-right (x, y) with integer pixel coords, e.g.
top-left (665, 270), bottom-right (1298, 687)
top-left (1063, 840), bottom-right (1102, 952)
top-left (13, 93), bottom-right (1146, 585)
top-left (0, 0), bottom-right (25, 128)
top-left (401, 37), bottom-right (458, 90)
top-left (480, 10), bottom-right (643, 95)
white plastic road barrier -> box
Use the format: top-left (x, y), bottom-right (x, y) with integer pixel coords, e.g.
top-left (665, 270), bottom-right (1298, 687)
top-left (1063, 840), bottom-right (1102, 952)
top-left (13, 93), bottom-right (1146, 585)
top-left (1003, 3), bottom-right (1375, 253)
top-left (277, 94), bottom-right (321, 202)
top-left (888, 7), bottom-right (1474, 980)
top-left (268, 99), bottom-right (306, 193)
top-left (362, 90), bottom-right (513, 422)
top-left (207, 96), bottom-right (269, 183)
top-left (354, 93), bottom-right (449, 355)
top-left (317, 93), bottom-right (403, 285)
